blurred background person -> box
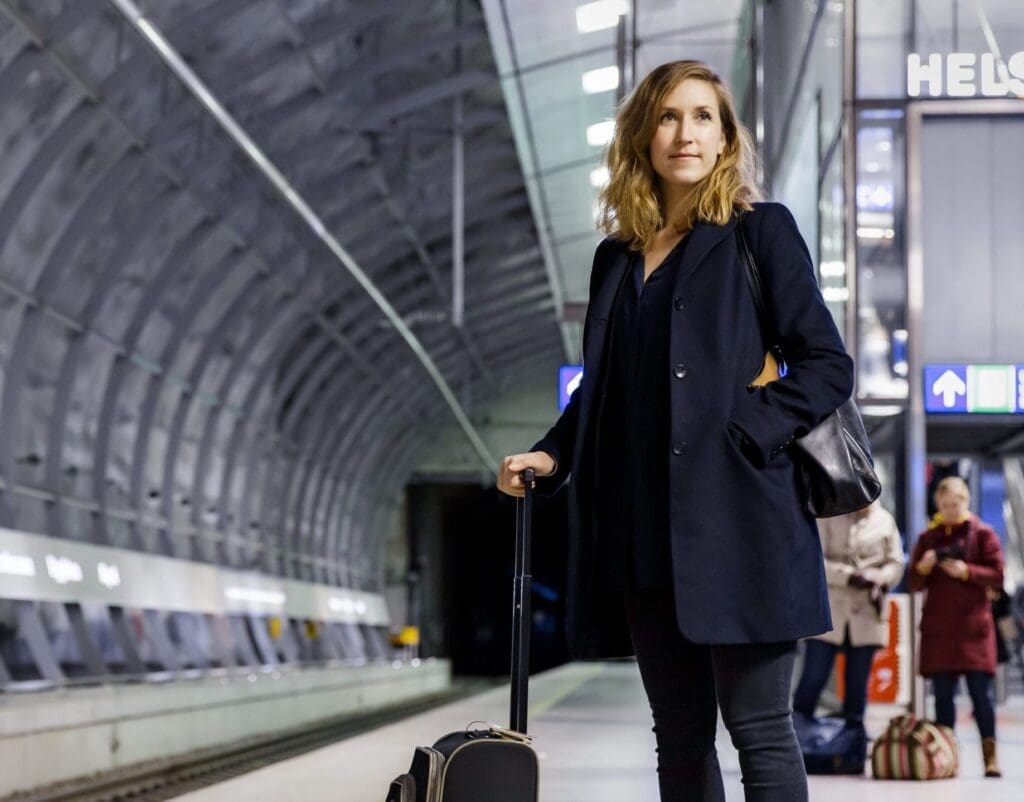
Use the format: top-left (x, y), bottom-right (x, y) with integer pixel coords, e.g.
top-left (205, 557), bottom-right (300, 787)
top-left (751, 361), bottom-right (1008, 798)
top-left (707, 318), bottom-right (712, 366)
top-left (792, 500), bottom-right (904, 728)
top-left (908, 476), bottom-right (1005, 778)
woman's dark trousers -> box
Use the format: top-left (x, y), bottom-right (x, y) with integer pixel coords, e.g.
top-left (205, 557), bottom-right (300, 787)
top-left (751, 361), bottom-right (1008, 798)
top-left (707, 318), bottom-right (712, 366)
top-left (931, 671), bottom-right (996, 738)
top-left (792, 636), bottom-right (878, 724)
top-left (624, 587), bottom-right (807, 802)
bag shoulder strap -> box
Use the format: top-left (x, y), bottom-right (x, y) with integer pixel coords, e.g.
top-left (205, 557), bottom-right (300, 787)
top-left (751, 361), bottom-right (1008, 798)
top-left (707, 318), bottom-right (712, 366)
top-left (735, 215), bottom-right (782, 360)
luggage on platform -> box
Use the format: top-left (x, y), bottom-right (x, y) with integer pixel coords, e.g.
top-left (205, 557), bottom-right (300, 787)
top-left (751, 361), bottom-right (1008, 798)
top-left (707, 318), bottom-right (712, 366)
top-left (870, 713), bottom-right (959, 780)
top-left (385, 469), bottom-right (540, 802)
top-left (793, 714), bottom-right (868, 775)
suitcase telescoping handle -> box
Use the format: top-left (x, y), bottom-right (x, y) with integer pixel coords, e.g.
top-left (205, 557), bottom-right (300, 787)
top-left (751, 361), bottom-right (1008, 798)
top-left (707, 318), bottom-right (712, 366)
top-left (510, 468), bottom-right (535, 735)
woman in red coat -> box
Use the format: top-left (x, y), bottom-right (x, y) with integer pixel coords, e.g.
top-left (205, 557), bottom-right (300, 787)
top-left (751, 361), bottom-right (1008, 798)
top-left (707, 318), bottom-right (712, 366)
top-left (908, 476), bottom-right (1005, 777)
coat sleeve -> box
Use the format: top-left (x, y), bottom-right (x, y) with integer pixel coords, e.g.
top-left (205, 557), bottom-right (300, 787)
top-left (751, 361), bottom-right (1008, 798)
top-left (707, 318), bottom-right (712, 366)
top-left (907, 532), bottom-right (933, 592)
top-left (966, 526), bottom-right (1005, 590)
top-left (727, 203), bottom-right (855, 465)
top-left (874, 512), bottom-right (906, 588)
top-left (818, 516), bottom-right (855, 587)
top-left (530, 239), bottom-right (613, 495)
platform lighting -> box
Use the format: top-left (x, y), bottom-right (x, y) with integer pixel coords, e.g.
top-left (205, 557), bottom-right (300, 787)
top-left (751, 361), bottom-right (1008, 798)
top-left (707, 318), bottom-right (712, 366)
top-left (576, 1), bottom-right (629, 33)
top-left (582, 65), bottom-right (620, 94)
top-left (590, 166), bottom-right (610, 187)
top-left (819, 261), bottom-right (846, 278)
top-left (587, 120), bottom-right (615, 146)
top-left (857, 226), bottom-right (896, 239)
top-left (862, 405), bottom-right (904, 417)
top-left (224, 587), bottom-right (286, 606)
top-left (823, 287), bottom-right (850, 303)
top-left (0, 550), bottom-right (35, 577)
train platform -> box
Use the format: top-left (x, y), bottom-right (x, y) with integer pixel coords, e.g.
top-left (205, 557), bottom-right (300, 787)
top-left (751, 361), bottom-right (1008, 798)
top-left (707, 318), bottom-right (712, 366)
top-left (175, 661), bottom-right (1024, 801)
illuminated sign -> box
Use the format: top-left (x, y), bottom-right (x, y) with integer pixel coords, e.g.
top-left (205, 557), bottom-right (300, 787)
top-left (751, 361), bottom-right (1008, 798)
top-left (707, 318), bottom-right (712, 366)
top-left (223, 587), bottom-right (286, 606)
top-left (45, 554), bottom-right (83, 584)
top-left (0, 550), bottom-right (36, 577)
top-left (97, 561), bottom-right (121, 589)
top-left (908, 52), bottom-right (1024, 97)
top-left (328, 595), bottom-right (355, 614)
top-left (559, 365), bottom-right (583, 412)
top-left (924, 364), bottom-right (1024, 414)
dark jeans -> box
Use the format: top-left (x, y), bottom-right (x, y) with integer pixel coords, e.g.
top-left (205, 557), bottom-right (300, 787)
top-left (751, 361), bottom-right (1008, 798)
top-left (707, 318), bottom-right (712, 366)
top-left (624, 587), bottom-right (807, 802)
top-left (931, 671), bottom-right (996, 738)
top-left (792, 635), bottom-right (877, 723)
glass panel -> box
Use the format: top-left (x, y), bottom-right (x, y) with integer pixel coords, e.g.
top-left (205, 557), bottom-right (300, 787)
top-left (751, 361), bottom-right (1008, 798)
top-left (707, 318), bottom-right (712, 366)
top-left (858, 0), bottom-right (911, 98)
top-left (0, 599), bottom-right (42, 682)
top-left (819, 146), bottom-right (847, 337)
top-left (856, 110), bottom-right (908, 399)
top-left (38, 601), bottom-right (89, 679)
top-left (81, 602), bottom-right (131, 675)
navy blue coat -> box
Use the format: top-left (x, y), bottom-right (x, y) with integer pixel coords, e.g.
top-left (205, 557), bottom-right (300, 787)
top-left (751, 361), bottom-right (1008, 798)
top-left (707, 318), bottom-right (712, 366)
top-left (532, 202), bottom-right (854, 659)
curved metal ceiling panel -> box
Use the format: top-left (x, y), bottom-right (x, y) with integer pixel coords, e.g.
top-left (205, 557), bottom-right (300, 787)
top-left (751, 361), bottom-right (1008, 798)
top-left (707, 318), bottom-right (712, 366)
top-left (0, 0), bottom-right (562, 591)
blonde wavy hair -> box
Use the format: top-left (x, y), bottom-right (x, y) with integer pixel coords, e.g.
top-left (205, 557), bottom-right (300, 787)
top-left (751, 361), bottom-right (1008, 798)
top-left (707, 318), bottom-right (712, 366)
top-left (597, 60), bottom-right (762, 252)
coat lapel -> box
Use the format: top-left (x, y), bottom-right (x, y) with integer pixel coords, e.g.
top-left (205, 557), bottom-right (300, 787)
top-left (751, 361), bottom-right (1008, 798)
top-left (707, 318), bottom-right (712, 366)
top-left (582, 242), bottom-right (630, 372)
top-left (673, 216), bottom-right (739, 293)
top-left (589, 242), bottom-right (631, 323)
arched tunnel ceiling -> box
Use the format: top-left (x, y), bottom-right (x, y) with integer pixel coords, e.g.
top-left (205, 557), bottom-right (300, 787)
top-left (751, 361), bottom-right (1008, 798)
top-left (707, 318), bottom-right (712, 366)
top-left (0, 0), bottom-right (565, 590)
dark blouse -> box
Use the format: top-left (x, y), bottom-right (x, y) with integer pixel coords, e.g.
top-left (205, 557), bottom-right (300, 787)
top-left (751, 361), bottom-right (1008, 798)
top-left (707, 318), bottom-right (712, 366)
top-left (597, 234), bottom-right (690, 592)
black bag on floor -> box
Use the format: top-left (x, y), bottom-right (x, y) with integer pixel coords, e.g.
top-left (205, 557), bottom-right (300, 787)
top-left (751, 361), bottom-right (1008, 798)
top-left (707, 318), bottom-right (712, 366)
top-left (794, 714), bottom-right (867, 775)
top-left (385, 470), bottom-right (540, 802)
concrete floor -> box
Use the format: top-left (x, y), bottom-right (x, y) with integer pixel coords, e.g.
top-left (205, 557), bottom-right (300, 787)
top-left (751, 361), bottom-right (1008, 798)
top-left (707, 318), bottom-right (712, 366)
top-left (174, 661), bottom-right (1024, 801)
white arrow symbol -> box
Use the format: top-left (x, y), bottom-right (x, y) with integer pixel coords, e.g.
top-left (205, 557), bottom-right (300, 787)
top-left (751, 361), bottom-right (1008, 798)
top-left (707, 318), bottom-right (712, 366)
top-left (932, 370), bottom-right (966, 407)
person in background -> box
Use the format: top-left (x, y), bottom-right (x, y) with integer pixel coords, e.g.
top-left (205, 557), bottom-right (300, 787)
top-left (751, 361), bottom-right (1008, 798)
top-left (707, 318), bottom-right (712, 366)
top-left (908, 476), bottom-right (1005, 778)
top-left (792, 500), bottom-right (904, 727)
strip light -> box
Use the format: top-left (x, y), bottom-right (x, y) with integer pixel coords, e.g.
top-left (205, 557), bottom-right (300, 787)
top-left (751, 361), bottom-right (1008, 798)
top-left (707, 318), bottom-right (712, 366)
top-left (576, 1), bottom-right (629, 34)
top-left (587, 120), bottom-right (615, 146)
top-left (582, 66), bottom-right (619, 94)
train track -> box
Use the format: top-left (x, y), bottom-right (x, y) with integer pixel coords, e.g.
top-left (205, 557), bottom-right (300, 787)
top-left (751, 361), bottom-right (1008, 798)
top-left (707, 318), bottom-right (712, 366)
top-left (3, 679), bottom-right (497, 802)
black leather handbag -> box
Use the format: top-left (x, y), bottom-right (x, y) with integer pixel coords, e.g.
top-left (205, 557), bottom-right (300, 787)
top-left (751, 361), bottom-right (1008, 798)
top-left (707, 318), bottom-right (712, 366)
top-left (736, 221), bottom-right (882, 518)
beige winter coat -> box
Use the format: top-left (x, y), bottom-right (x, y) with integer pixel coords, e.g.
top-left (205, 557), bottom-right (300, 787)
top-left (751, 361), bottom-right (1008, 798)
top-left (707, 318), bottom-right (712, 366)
top-left (814, 502), bottom-right (905, 647)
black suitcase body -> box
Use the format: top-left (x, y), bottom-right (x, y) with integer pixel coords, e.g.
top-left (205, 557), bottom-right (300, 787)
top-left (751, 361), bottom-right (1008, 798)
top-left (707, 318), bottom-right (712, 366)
top-left (386, 726), bottom-right (538, 802)
top-left (386, 469), bottom-right (540, 802)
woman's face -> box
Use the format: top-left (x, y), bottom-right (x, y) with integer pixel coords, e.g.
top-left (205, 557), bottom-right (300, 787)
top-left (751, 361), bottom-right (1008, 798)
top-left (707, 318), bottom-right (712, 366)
top-left (648, 79), bottom-right (727, 194)
top-left (936, 490), bottom-right (970, 522)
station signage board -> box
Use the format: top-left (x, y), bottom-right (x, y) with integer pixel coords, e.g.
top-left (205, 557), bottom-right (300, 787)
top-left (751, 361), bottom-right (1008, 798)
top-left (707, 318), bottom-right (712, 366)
top-left (924, 363), bottom-right (1024, 414)
top-left (907, 51), bottom-right (1024, 97)
top-left (559, 365), bottom-right (583, 411)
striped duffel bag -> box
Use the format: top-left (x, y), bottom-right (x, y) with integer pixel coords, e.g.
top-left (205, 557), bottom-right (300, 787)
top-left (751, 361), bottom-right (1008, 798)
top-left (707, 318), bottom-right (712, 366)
top-left (871, 714), bottom-right (959, 780)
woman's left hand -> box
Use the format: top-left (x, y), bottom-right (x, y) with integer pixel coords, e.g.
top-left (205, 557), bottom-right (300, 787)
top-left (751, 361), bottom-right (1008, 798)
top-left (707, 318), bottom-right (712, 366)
top-left (939, 559), bottom-right (970, 581)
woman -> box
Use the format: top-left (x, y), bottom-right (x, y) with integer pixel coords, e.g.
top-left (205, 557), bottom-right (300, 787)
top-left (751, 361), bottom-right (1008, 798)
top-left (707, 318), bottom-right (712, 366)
top-left (908, 476), bottom-right (1005, 778)
top-left (792, 501), bottom-right (905, 726)
top-left (497, 60), bottom-right (853, 801)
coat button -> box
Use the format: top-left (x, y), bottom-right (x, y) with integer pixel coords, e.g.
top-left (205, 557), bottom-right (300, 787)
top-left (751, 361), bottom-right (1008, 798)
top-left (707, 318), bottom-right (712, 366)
top-left (672, 442), bottom-right (686, 455)
top-left (673, 363), bottom-right (687, 379)
top-left (673, 297), bottom-right (684, 311)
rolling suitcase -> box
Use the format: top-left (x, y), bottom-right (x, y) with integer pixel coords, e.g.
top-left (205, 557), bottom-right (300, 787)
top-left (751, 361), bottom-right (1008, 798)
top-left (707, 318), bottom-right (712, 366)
top-left (385, 468), bottom-right (540, 802)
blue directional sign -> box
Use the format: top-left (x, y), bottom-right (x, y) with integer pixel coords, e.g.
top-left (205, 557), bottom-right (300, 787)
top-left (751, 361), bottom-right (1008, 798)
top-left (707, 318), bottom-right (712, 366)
top-left (559, 365), bottom-right (583, 412)
top-left (925, 363), bottom-right (1023, 414)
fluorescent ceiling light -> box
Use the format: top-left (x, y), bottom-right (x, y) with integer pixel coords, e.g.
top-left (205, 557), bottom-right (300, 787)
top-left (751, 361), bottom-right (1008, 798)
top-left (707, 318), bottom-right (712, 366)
top-left (861, 405), bottom-right (904, 417)
top-left (822, 287), bottom-right (850, 303)
top-left (857, 226), bottom-right (895, 240)
top-left (582, 65), bottom-right (620, 94)
top-left (590, 166), bottom-right (610, 187)
top-left (576, 1), bottom-right (629, 33)
top-left (819, 261), bottom-right (846, 278)
top-left (587, 120), bottom-right (615, 146)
